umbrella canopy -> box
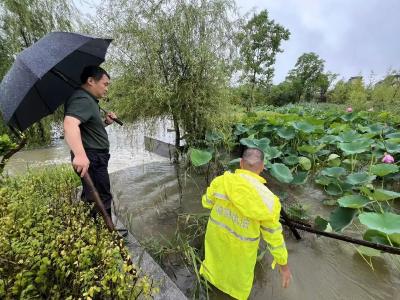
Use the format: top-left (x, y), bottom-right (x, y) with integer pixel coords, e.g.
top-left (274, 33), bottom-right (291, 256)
top-left (0, 31), bottom-right (112, 131)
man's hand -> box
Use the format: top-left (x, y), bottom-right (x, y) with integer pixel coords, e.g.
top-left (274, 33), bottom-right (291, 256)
top-left (279, 264), bottom-right (292, 288)
top-left (105, 112), bottom-right (117, 125)
top-left (72, 153), bottom-right (90, 177)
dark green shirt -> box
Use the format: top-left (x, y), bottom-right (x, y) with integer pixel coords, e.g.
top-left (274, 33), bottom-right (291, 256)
top-left (64, 88), bottom-right (109, 150)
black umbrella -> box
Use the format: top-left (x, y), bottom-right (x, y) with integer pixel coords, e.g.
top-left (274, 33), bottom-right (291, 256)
top-left (0, 31), bottom-right (112, 131)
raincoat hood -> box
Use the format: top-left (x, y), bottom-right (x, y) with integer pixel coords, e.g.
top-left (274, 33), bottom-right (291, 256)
top-left (223, 169), bottom-right (273, 221)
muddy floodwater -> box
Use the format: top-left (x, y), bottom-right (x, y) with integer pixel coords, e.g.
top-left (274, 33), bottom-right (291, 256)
top-left (6, 123), bottom-right (400, 300)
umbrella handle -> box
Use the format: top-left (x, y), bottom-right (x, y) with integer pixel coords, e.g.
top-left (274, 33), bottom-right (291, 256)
top-left (82, 173), bottom-right (115, 230)
top-left (111, 117), bottom-right (123, 126)
top-left (100, 107), bottom-right (123, 126)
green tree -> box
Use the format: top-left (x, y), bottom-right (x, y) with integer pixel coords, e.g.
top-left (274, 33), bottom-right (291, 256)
top-left (327, 77), bottom-right (368, 110)
top-left (287, 52), bottom-right (332, 102)
top-left (0, 0), bottom-right (79, 146)
top-left (236, 9), bottom-right (290, 111)
top-left (327, 79), bottom-right (348, 104)
top-left (97, 0), bottom-right (236, 152)
top-left (371, 73), bottom-right (400, 111)
top-left (268, 81), bottom-right (297, 106)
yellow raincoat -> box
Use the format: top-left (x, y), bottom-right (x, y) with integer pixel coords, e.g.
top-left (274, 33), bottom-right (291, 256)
top-left (200, 169), bottom-right (288, 300)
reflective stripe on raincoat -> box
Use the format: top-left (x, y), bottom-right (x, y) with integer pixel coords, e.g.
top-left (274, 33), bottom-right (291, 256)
top-left (199, 169), bottom-right (288, 300)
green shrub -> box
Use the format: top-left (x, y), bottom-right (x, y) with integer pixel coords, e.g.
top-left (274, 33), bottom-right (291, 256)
top-left (0, 166), bottom-right (155, 299)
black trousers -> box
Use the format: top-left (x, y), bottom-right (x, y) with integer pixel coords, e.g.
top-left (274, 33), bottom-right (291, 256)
top-left (72, 149), bottom-right (112, 217)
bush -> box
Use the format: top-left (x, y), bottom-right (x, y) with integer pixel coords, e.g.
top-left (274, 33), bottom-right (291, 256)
top-left (0, 166), bottom-right (155, 299)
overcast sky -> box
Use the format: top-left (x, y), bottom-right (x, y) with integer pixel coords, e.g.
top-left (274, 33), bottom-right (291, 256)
top-left (237, 0), bottom-right (400, 83)
top-left (76, 0), bottom-right (400, 83)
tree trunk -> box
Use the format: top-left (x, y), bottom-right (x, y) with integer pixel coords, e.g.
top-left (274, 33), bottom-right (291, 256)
top-left (172, 113), bottom-right (180, 162)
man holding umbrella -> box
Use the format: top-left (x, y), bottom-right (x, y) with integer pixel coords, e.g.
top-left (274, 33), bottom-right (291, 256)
top-left (64, 65), bottom-right (117, 218)
top-left (0, 31), bottom-right (121, 227)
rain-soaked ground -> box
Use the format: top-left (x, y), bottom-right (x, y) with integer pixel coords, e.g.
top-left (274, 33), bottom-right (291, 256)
top-left (5, 122), bottom-right (400, 300)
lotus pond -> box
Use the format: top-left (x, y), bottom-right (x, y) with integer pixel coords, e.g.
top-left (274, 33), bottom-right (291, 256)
top-left (191, 105), bottom-right (400, 259)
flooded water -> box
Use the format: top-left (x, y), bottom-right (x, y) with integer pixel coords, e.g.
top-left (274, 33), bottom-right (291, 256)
top-left (5, 122), bottom-right (400, 300)
top-left (111, 164), bottom-right (400, 300)
top-left (4, 120), bottom-right (173, 175)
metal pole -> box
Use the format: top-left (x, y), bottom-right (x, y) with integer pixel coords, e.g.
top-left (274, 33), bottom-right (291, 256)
top-left (280, 208), bottom-right (302, 240)
top-left (281, 219), bottom-right (400, 255)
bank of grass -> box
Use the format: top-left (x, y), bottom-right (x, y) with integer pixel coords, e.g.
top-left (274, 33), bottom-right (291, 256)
top-left (0, 165), bottom-right (155, 299)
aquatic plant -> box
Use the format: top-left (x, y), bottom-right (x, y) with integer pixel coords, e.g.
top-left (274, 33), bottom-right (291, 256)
top-left (0, 166), bottom-right (154, 299)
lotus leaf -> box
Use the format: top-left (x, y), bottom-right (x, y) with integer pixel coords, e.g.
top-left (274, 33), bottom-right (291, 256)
top-left (386, 138), bottom-right (400, 144)
top-left (190, 149), bottom-right (212, 167)
top-left (385, 142), bottom-right (400, 153)
top-left (342, 158), bottom-right (359, 166)
top-left (338, 131), bottom-right (360, 143)
top-left (328, 159), bottom-right (341, 167)
top-left (390, 233), bottom-right (400, 246)
top-left (326, 183), bottom-right (343, 196)
top-left (366, 123), bottom-right (386, 134)
top-left (371, 189), bottom-right (400, 201)
top-left (356, 246), bottom-right (381, 257)
top-left (385, 132), bottom-right (400, 139)
top-left (270, 163), bottom-right (293, 183)
top-left (315, 175), bottom-right (332, 186)
top-left (263, 146), bottom-right (282, 160)
top-left (322, 199), bottom-right (338, 206)
top-left (327, 154), bottom-right (341, 167)
top-left (206, 131), bottom-right (224, 143)
top-left (337, 194), bottom-right (371, 208)
top-left (345, 172), bottom-right (376, 185)
top-left (327, 154), bottom-right (340, 161)
top-left (359, 212), bottom-right (400, 234)
top-left (234, 124), bottom-right (249, 135)
top-left (329, 122), bottom-right (350, 134)
top-left (276, 127), bottom-right (296, 140)
top-left (298, 144), bottom-right (325, 154)
top-left (240, 137), bottom-right (270, 151)
top-left (340, 112), bottom-right (358, 122)
top-left (240, 138), bottom-right (257, 148)
top-left (338, 140), bottom-right (372, 154)
top-left (262, 125), bottom-right (273, 133)
top-left (299, 157), bottom-right (312, 170)
top-left (321, 167), bottom-right (347, 178)
top-left (318, 135), bottom-right (339, 144)
top-left (317, 149), bottom-right (331, 156)
top-left (314, 216), bottom-right (328, 231)
top-left (250, 120), bottom-right (268, 132)
top-left (291, 171), bottom-right (308, 185)
top-left (283, 155), bottom-right (299, 166)
top-left (370, 164), bottom-right (399, 177)
top-left (374, 141), bottom-right (386, 150)
top-left (292, 121), bottom-right (315, 133)
top-left (329, 207), bottom-right (357, 232)
top-left (363, 229), bottom-right (390, 245)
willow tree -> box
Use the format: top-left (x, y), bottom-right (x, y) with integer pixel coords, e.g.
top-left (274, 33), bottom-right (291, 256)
top-left (96, 0), bottom-right (237, 151)
top-left (0, 0), bottom-right (79, 145)
top-left (236, 9), bottom-right (290, 111)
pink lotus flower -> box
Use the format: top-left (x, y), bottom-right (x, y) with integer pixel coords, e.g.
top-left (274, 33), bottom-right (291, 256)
top-left (382, 153), bottom-right (395, 164)
top-left (346, 107), bottom-right (353, 113)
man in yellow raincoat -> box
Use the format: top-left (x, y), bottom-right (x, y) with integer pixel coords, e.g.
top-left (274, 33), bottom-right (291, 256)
top-left (200, 148), bottom-right (291, 300)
